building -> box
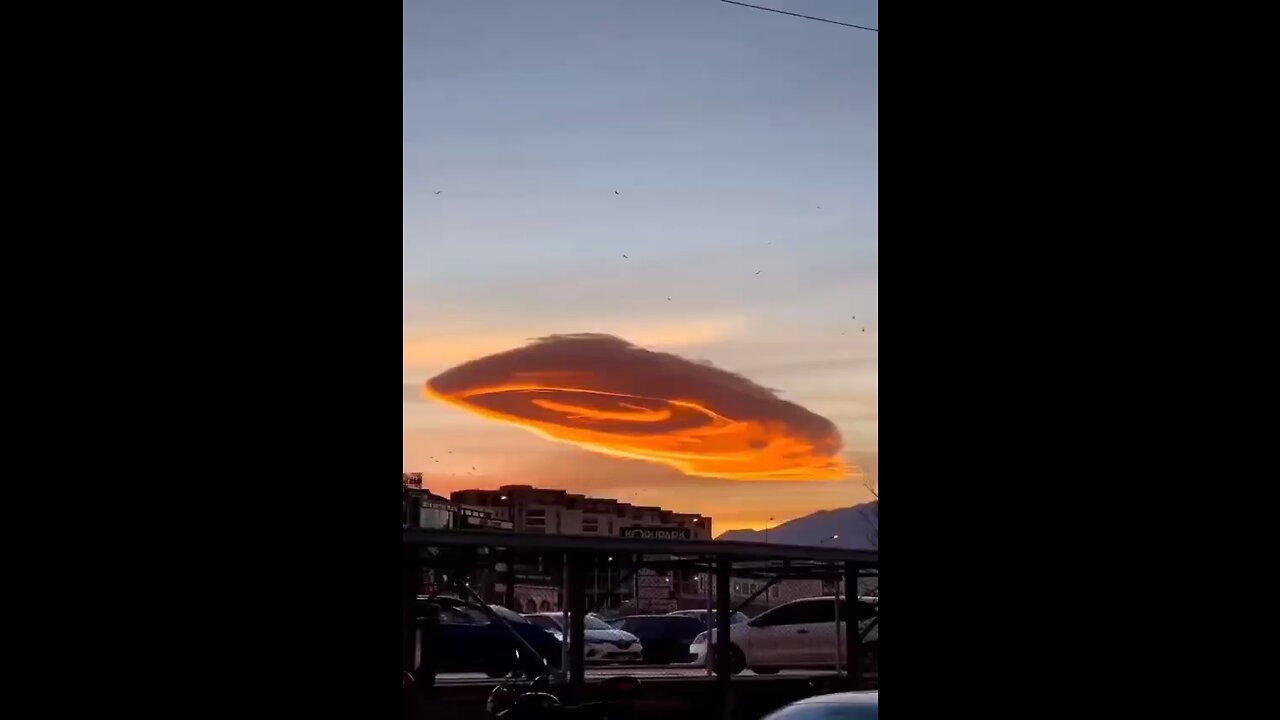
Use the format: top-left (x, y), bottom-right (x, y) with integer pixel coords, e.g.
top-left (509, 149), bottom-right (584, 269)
top-left (450, 485), bottom-right (713, 614)
top-left (451, 485), bottom-right (711, 539)
top-left (402, 474), bottom-right (513, 531)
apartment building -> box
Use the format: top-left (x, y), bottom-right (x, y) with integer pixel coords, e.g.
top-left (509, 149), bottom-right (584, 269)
top-left (450, 485), bottom-right (711, 539)
top-left (450, 485), bottom-right (712, 613)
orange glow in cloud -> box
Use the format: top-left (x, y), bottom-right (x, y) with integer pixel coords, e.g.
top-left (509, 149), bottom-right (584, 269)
top-left (424, 334), bottom-right (847, 480)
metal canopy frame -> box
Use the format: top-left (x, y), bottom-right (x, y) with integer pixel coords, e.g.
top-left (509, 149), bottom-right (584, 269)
top-left (405, 528), bottom-right (877, 564)
top-left (403, 527), bottom-right (879, 702)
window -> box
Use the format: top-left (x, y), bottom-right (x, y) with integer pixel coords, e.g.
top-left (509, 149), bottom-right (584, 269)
top-left (752, 599), bottom-right (833, 627)
top-left (490, 605), bottom-right (530, 624)
top-left (582, 517), bottom-right (599, 533)
top-left (437, 605), bottom-right (490, 626)
top-left (526, 615), bottom-right (562, 631)
top-left (621, 618), bottom-right (652, 634)
top-left (670, 617), bottom-right (704, 638)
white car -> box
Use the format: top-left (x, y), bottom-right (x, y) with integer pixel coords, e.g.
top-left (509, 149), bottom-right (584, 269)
top-left (762, 691), bottom-right (878, 720)
top-left (688, 597), bottom-right (877, 674)
top-left (523, 612), bottom-right (644, 664)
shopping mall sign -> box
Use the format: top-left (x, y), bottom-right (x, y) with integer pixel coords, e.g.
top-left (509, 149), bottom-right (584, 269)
top-left (621, 526), bottom-right (692, 541)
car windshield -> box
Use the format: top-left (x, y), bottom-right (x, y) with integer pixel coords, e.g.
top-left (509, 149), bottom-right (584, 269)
top-left (437, 604), bottom-right (489, 625)
top-left (584, 615), bottom-right (610, 630)
top-left (489, 605), bottom-right (528, 624)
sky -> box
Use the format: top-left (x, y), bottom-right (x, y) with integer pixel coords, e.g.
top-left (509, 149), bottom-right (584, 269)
top-left (403, 0), bottom-right (878, 532)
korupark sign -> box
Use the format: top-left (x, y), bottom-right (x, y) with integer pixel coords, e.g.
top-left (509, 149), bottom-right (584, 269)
top-left (621, 526), bottom-right (692, 541)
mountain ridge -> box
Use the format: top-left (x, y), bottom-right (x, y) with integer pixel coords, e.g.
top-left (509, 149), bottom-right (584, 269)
top-left (715, 502), bottom-right (877, 549)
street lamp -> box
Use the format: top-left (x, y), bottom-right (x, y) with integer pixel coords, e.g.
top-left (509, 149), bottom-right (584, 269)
top-left (819, 534), bottom-right (839, 545)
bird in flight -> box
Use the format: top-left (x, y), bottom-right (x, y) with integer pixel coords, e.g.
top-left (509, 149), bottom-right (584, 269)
top-left (623, 254), bottom-right (629, 259)
top-left (861, 328), bottom-right (866, 332)
top-left (615, 190), bottom-right (620, 195)
top-left (667, 297), bottom-right (671, 301)
top-left (755, 270), bottom-right (761, 275)
top-left (434, 191), bottom-right (441, 195)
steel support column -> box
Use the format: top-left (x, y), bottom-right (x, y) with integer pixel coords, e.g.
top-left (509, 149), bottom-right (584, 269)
top-left (845, 561), bottom-right (863, 689)
top-left (716, 558), bottom-right (734, 720)
top-left (403, 550), bottom-right (419, 673)
top-left (704, 562), bottom-right (713, 678)
top-left (566, 551), bottom-right (586, 699)
top-left (715, 558), bottom-right (732, 682)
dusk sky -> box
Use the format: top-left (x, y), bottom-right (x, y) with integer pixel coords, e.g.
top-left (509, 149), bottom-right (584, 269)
top-left (403, 0), bottom-right (877, 532)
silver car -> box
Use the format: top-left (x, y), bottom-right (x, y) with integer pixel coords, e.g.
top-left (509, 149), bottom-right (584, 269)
top-left (523, 612), bottom-right (644, 664)
top-left (762, 691), bottom-right (878, 720)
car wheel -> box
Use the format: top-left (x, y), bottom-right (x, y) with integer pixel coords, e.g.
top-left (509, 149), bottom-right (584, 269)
top-left (751, 667), bottom-right (780, 675)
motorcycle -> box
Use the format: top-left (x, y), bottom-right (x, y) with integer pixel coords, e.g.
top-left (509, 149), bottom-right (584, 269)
top-left (486, 673), bottom-right (642, 719)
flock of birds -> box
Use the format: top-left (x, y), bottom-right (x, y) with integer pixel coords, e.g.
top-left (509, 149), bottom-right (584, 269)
top-left (431, 187), bottom-right (869, 333)
top-left (424, 450), bottom-right (482, 476)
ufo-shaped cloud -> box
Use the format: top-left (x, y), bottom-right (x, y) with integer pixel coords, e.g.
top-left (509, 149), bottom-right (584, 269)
top-left (424, 334), bottom-right (846, 480)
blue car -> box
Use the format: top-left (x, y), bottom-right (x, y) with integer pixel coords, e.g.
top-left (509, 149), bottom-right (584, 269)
top-left (414, 596), bottom-right (562, 678)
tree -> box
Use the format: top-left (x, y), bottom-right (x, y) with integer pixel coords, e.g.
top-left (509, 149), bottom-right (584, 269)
top-left (860, 470), bottom-right (878, 550)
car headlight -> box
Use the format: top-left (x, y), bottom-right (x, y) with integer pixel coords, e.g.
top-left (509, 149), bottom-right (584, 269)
top-left (693, 631), bottom-right (707, 644)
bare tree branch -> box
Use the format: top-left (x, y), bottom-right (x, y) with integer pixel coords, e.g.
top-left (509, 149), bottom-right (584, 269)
top-left (861, 469), bottom-right (878, 550)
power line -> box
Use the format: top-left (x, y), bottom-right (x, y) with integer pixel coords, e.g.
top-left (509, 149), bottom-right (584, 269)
top-left (719, 0), bottom-right (879, 33)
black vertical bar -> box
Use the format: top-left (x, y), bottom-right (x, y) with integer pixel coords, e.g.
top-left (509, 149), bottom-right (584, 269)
top-left (502, 549), bottom-right (516, 609)
top-left (715, 558), bottom-right (733, 720)
top-left (566, 552), bottom-right (586, 699)
top-left (846, 561), bottom-right (863, 690)
top-left (402, 550), bottom-right (418, 672)
top-left (715, 558), bottom-right (732, 682)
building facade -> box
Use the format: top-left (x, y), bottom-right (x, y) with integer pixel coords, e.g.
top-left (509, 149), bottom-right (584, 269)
top-left (450, 485), bottom-right (713, 614)
top-left (403, 473), bottom-right (514, 531)
top-left (450, 485), bottom-right (711, 539)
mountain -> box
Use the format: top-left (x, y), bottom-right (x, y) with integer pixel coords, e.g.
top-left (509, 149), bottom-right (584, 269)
top-left (715, 502), bottom-right (878, 550)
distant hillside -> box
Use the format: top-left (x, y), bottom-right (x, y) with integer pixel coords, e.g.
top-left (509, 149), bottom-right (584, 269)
top-left (716, 502), bottom-right (878, 549)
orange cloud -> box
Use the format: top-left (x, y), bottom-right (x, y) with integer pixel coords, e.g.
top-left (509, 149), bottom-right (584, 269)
top-left (404, 317), bottom-right (745, 371)
top-left (424, 334), bottom-right (847, 480)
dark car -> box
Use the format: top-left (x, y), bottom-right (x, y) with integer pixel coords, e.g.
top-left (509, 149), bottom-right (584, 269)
top-left (666, 609), bottom-right (750, 626)
top-left (613, 615), bottom-right (706, 664)
top-left (414, 596), bottom-right (562, 678)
